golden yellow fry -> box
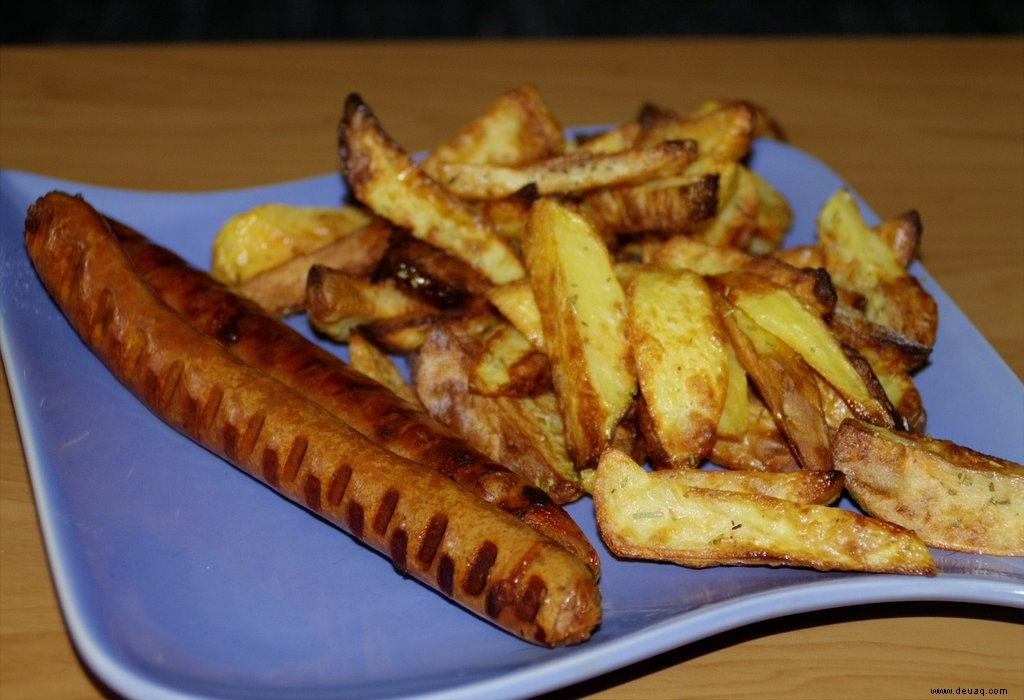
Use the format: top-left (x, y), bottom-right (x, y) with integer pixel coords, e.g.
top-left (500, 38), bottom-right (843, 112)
top-left (469, 321), bottom-right (550, 397)
top-left (211, 202), bottom-right (373, 284)
top-left (716, 295), bottom-right (833, 472)
top-left (833, 419), bottom-right (1024, 556)
top-left (436, 140), bottom-right (698, 200)
top-left (232, 218), bottom-right (393, 316)
top-left (593, 448), bottom-right (936, 574)
top-left (524, 198), bottom-right (637, 470)
top-left (817, 189), bottom-right (937, 347)
top-left (413, 317), bottom-right (583, 503)
top-left (710, 393), bottom-right (801, 473)
top-left (654, 467), bottom-right (845, 506)
top-left (419, 83), bottom-right (565, 178)
top-left (580, 172), bottom-right (718, 236)
top-left (485, 278), bottom-right (545, 351)
top-left (627, 269), bottom-right (727, 468)
top-left (347, 329), bottom-right (422, 407)
top-left (305, 265), bottom-right (436, 342)
top-left (339, 93), bottom-right (525, 284)
top-left (714, 270), bottom-right (895, 428)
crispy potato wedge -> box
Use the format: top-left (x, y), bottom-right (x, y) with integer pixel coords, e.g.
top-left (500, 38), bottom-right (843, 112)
top-left (817, 189), bottom-right (937, 347)
top-left (627, 269), bottom-right (728, 468)
top-left (485, 278), bottom-right (546, 351)
top-left (833, 420), bottom-right (1024, 556)
top-left (746, 169), bottom-right (793, 253)
top-left (233, 218), bottom-right (393, 316)
top-left (638, 100), bottom-right (756, 163)
top-left (690, 162), bottom-right (759, 249)
top-left (716, 338), bottom-right (749, 440)
top-left (656, 466), bottom-right (844, 505)
top-left (211, 202), bottom-right (373, 285)
top-left (339, 93), bottom-right (525, 284)
top-left (873, 209), bottom-right (922, 269)
top-left (875, 371), bottom-right (926, 434)
top-left (373, 228), bottom-right (491, 309)
top-left (716, 295), bottom-right (833, 471)
top-left (713, 270), bottom-right (895, 428)
top-left (524, 198), bottom-right (637, 470)
top-left (828, 299), bottom-right (933, 375)
top-left (469, 321), bottom-right (551, 397)
top-left (687, 98), bottom-right (787, 141)
top-left (573, 121), bottom-right (644, 154)
top-left (419, 83), bottom-right (565, 178)
top-left (580, 172), bottom-right (718, 236)
top-left (593, 448), bottom-right (936, 573)
top-left (711, 393), bottom-right (801, 473)
top-left (413, 317), bottom-right (583, 503)
top-left (652, 236), bottom-right (836, 318)
top-left (473, 185), bottom-right (539, 244)
top-left (305, 264), bottom-right (437, 342)
top-left (347, 329), bottom-right (422, 407)
top-left (436, 140), bottom-right (698, 200)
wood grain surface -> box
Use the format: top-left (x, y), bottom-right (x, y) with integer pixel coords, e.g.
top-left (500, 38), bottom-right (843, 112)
top-left (1, 37), bottom-right (1022, 699)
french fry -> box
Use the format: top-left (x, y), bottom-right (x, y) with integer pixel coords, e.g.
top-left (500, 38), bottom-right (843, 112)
top-left (817, 189), bottom-right (937, 347)
top-left (524, 198), bottom-right (637, 470)
top-left (419, 83), bottom-right (565, 179)
top-left (347, 329), bottom-right (422, 407)
top-left (232, 218), bottom-right (393, 316)
top-left (710, 393), bottom-right (801, 473)
top-left (690, 162), bottom-right (760, 249)
top-left (873, 209), bottom-right (923, 269)
top-left (627, 269), bottom-right (728, 468)
top-left (211, 202), bottom-right (373, 285)
top-left (716, 295), bottom-right (833, 471)
top-left (687, 98), bottom-right (787, 141)
top-left (485, 278), bottom-right (546, 351)
top-left (828, 299), bottom-right (933, 376)
top-left (305, 264), bottom-right (437, 343)
top-left (746, 169), bottom-right (794, 253)
top-left (579, 172), bottom-right (718, 236)
top-left (716, 339), bottom-right (749, 440)
top-left (593, 448), bottom-right (936, 573)
top-left (339, 93), bottom-right (525, 284)
top-left (652, 236), bottom-right (836, 318)
top-left (637, 100), bottom-right (756, 163)
top-left (373, 228), bottom-right (491, 308)
top-left (469, 321), bottom-right (551, 397)
top-left (435, 140), bottom-right (698, 200)
top-left (413, 316), bottom-right (583, 503)
top-left (833, 419), bottom-right (1024, 556)
top-left (874, 371), bottom-right (927, 434)
top-left (655, 466), bottom-right (845, 505)
top-left (713, 270), bottom-right (896, 428)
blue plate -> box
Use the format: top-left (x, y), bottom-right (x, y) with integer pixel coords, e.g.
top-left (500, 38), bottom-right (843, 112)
top-left (2, 138), bottom-right (1022, 700)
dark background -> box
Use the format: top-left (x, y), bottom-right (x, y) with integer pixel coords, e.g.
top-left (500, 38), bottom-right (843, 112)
top-left (3, 0), bottom-right (1023, 43)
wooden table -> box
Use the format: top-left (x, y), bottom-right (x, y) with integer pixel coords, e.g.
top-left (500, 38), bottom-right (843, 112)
top-left (2, 38), bottom-right (1022, 699)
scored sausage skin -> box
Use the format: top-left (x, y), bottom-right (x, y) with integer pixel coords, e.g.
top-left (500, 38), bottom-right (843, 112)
top-left (104, 216), bottom-right (600, 577)
top-left (23, 191), bottom-right (601, 646)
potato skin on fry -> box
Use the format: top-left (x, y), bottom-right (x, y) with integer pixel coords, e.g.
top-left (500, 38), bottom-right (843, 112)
top-left (524, 198), bottom-right (637, 470)
top-left (833, 419), bottom-right (1024, 556)
top-left (339, 93), bottom-right (525, 285)
top-left (593, 448), bottom-right (935, 574)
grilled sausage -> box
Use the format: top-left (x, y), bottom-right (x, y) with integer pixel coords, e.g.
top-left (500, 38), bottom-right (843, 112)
top-left (24, 191), bottom-right (601, 646)
top-left (103, 216), bottom-right (600, 577)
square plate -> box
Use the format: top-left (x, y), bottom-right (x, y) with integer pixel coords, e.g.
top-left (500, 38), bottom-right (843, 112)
top-left (2, 137), bottom-right (1022, 700)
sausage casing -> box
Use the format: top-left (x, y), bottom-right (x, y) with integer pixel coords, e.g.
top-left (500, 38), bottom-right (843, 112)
top-left (105, 215), bottom-right (600, 577)
top-left (23, 191), bottom-right (601, 646)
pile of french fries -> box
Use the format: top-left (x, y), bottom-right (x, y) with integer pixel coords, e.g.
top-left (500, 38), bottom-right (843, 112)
top-left (211, 84), bottom-right (1023, 573)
